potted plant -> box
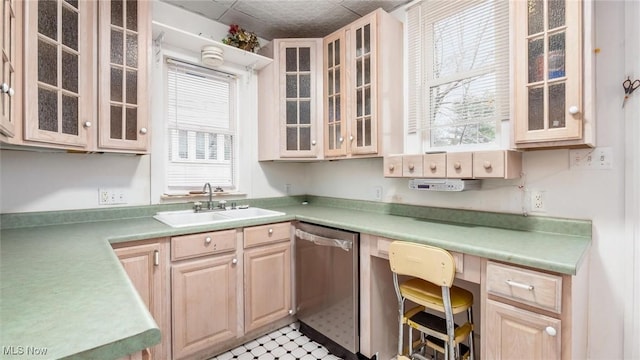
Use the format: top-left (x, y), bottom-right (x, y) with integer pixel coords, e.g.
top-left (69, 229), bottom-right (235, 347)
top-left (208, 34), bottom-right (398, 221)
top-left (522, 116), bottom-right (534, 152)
top-left (222, 24), bottom-right (260, 52)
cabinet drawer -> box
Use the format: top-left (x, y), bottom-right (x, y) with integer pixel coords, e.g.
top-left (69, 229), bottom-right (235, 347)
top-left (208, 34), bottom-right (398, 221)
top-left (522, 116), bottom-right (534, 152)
top-left (244, 222), bottom-right (291, 248)
top-left (486, 261), bottom-right (562, 313)
top-left (384, 155), bottom-right (403, 177)
top-left (171, 229), bottom-right (237, 261)
top-left (473, 150), bottom-right (522, 179)
top-left (423, 153), bottom-right (446, 178)
top-left (402, 155), bottom-right (423, 177)
top-left (446, 152), bottom-right (473, 178)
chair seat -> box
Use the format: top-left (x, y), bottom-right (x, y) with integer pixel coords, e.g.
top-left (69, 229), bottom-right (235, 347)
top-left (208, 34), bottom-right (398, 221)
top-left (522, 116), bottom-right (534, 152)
top-left (400, 278), bottom-right (474, 314)
top-left (405, 307), bottom-right (473, 345)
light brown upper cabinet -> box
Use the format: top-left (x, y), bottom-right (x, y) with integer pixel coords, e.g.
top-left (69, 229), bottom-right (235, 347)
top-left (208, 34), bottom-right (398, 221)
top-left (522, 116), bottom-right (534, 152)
top-left (98, 0), bottom-right (150, 152)
top-left (324, 9), bottom-right (404, 159)
top-left (1, 0), bottom-right (21, 139)
top-left (513, 0), bottom-right (595, 149)
top-left (258, 39), bottom-right (323, 160)
top-left (12, 0), bottom-right (150, 153)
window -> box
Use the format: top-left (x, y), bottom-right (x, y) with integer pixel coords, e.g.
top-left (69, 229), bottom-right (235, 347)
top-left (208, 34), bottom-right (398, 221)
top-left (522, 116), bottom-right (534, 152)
top-left (407, 0), bottom-right (509, 150)
top-left (166, 59), bottom-right (237, 191)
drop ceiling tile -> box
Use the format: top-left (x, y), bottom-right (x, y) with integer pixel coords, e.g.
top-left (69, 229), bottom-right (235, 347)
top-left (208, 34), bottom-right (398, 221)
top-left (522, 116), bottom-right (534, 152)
top-left (163, 0), bottom-right (232, 20)
top-left (340, 0), bottom-right (407, 16)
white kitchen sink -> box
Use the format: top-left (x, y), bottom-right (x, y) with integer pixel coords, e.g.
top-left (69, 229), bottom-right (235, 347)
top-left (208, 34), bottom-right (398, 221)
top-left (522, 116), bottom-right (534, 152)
top-left (153, 207), bottom-right (285, 228)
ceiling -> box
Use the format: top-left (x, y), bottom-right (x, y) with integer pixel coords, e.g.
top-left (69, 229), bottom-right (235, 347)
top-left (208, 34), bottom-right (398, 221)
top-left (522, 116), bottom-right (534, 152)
top-left (160, 0), bottom-right (411, 40)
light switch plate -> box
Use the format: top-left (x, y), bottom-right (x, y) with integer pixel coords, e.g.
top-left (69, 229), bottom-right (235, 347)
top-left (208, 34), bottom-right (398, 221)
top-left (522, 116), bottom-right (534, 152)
top-left (569, 147), bottom-right (613, 170)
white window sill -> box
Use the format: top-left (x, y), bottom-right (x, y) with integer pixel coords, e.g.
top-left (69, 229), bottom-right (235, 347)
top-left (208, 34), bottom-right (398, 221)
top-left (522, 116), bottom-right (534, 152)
top-left (160, 192), bottom-right (247, 201)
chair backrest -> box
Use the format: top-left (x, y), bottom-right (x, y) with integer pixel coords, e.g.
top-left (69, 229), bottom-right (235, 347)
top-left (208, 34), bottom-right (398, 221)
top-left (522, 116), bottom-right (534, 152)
top-left (388, 241), bottom-right (456, 287)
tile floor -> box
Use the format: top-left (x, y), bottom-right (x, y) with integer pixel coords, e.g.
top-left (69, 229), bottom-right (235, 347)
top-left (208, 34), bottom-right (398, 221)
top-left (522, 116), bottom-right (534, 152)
top-left (210, 323), bottom-right (343, 360)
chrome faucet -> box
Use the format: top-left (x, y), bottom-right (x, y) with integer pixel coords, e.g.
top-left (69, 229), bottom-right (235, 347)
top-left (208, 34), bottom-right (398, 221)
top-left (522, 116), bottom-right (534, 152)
top-left (202, 182), bottom-right (213, 210)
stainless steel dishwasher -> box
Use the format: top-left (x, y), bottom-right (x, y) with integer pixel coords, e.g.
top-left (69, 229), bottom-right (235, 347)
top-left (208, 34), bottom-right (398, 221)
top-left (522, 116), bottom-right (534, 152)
top-left (294, 222), bottom-right (359, 360)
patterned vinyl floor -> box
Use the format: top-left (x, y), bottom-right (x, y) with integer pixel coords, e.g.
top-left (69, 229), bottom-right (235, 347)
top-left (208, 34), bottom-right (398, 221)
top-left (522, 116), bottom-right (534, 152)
top-left (209, 323), bottom-right (343, 360)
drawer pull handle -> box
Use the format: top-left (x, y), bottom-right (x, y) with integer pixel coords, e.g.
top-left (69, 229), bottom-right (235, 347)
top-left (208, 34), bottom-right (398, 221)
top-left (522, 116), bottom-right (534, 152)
top-left (505, 280), bottom-right (534, 291)
top-left (153, 250), bottom-right (159, 266)
top-left (205, 236), bottom-right (212, 244)
top-left (232, 258), bottom-right (238, 264)
top-left (483, 161), bottom-right (492, 169)
top-left (430, 163), bottom-right (437, 171)
top-left (389, 164), bottom-right (395, 171)
top-left (268, 228), bottom-right (274, 235)
top-left (408, 163), bottom-right (415, 171)
top-left (545, 326), bottom-right (557, 336)
top-left (454, 161), bottom-right (462, 170)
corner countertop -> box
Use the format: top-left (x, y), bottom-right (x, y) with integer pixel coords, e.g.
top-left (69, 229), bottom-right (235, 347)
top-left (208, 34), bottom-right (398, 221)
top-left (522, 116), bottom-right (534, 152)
top-left (0, 199), bottom-right (591, 359)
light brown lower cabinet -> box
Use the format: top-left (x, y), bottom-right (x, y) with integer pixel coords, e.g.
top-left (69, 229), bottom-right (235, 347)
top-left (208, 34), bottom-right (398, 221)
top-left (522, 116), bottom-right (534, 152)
top-left (243, 223), bottom-right (293, 333)
top-left (113, 239), bottom-right (170, 360)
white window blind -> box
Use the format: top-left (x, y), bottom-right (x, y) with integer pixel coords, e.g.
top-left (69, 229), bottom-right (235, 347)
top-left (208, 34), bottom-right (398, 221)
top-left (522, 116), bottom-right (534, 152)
top-left (166, 59), bottom-right (237, 190)
top-left (407, 0), bottom-right (509, 149)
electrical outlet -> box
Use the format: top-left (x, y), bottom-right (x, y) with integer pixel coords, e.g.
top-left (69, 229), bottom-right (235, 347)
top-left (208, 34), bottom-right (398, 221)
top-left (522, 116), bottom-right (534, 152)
top-left (530, 190), bottom-right (546, 212)
top-left (99, 188), bottom-right (128, 205)
top-left (99, 189), bottom-right (110, 205)
top-left (373, 186), bottom-right (383, 201)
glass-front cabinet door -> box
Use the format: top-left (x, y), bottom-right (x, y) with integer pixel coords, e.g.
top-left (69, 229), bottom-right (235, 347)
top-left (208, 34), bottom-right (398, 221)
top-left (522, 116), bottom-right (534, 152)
top-left (514, 0), bottom-right (582, 144)
top-left (279, 40), bottom-right (319, 158)
top-left (348, 15), bottom-right (378, 155)
top-left (1, 0), bottom-right (19, 138)
top-left (23, 0), bottom-right (94, 147)
top-left (324, 30), bottom-right (346, 157)
top-left (98, 0), bottom-right (149, 152)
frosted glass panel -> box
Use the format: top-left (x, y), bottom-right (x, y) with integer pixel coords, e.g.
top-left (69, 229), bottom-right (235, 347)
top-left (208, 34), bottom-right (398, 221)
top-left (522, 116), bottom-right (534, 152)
top-left (334, 39), bottom-right (340, 65)
top-left (356, 119), bottom-right (363, 146)
top-left (111, 105), bottom-right (123, 139)
top-left (363, 24), bottom-right (370, 54)
top-left (38, 0), bottom-right (58, 40)
top-left (126, 0), bottom-right (137, 31)
top-left (335, 69), bottom-right (340, 93)
top-left (299, 101), bottom-right (310, 124)
top-left (126, 108), bottom-right (137, 140)
top-left (548, 0), bottom-right (565, 29)
top-left (528, 87), bottom-right (544, 130)
top-left (111, 0), bottom-right (123, 27)
top-left (528, 38), bottom-right (544, 83)
top-left (286, 48), bottom-right (297, 72)
top-left (300, 127), bottom-right (310, 150)
top-left (357, 89), bottom-right (363, 117)
top-left (111, 29), bottom-right (124, 65)
top-left (364, 117), bottom-right (372, 146)
top-left (364, 56), bottom-right (370, 85)
top-left (38, 40), bottom-right (58, 86)
top-left (299, 47), bottom-right (310, 72)
top-left (548, 83), bottom-right (565, 128)
top-left (328, 98), bottom-right (334, 122)
top-left (286, 101), bottom-right (297, 124)
top-left (364, 87), bottom-right (371, 115)
top-left (328, 124), bottom-right (335, 149)
top-left (126, 33), bottom-right (138, 67)
top-left (356, 60), bottom-right (362, 87)
top-left (548, 33), bottom-right (565, 79)
top-left (299, 75), bottom-right (310, 98)
top-left (126, 70), bottom-right (137, 104)
top-left (64, 0), bottom-right (78, 9)
top-left (62, 95), bottom-right (78, 135)
top-left (527, 0), bottom-right (544, 35)
top-left (38, 88), bottom-right (58, 132)
top-left (356, 28), bottom-right (362, 57)
top-left (328, 70), bottom-right (334, 95)
top-left (111, 67), bottom-right (123, 102)
top-left (335, 96), bottom-right (340, 120)
top-left (327, 43), bottom-right (333, 67)
top-left (286, 75), bottom-right (297, 98)
top-left (62, 50), bottom-right (78, 92)
top-left (62, 5), bottom-right (78, 51)
top-left (286, 127), bottom-right (297, 150)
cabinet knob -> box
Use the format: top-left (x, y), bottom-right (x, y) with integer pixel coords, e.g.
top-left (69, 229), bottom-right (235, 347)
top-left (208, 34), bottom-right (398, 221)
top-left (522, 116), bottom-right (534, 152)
top-left (288, 309), bottom-right (293, 315)
top-left (0, 83), bottom-right (9, 94)
top-left (232, 258), bottom-right (238, 264)
top-left (139, 127), bottom-right (148, 135)
top-left (83, 121), bottom-right (92, 128)
top-left (568, 106), bottom-right (579, 115)
top-left (545, 326), bottom-right (557, 336)
top-left (311, 140), bottom-right (316, 146)
top-left (268, 228), bottom-right (273, 235)
top-left (349, 135), bottom-right (354, 141)
top-left (454, 162), bottom-right (462, 170)
top-left (429, 163), bottom-right (437, 171)
top-left (408, 163), bottom-right (415, 171)
top-left (483, 161), bottom-right (492, 169)
top-left (389, 164), bottom-right (395, 171)
top-left (205, 236), bottom-right (212, 244)
top-left (339, 137), bottom-right (344, 143)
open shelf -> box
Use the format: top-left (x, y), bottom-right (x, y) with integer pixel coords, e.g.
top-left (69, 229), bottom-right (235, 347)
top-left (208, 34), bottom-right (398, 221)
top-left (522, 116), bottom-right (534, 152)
top-left (152, 21), bottom-right (273, 70)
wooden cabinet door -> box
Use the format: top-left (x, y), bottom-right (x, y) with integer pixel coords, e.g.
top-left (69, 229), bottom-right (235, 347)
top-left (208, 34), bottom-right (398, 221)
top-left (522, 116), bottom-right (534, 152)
top-left (346, 14), bottom-right (378, 155)
top-left (244, 241), bottom-right (292, 332)
top-left (513, 0), bottom-right (582, 145)
top-left (1, 0), bottom-right (20, 138)
top-left (172, 254), bottom-right (238, 360)
top-left (97, 0), bottom-right (150, 152)
top-left (323, 29), bottom-right (347, 157)
top-left (23, 0), bottom-right (94, 147)
top-left (114, 241), bottom-right (167, 360)
top-left (485, 299), bottom-right (561, 360)
top-left (278, 39), bottom-right (321, 158)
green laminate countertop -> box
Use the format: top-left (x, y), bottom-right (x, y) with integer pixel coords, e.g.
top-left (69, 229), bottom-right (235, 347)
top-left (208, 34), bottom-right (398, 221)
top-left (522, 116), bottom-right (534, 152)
top-left (0, 198), bottom-right (591, 359)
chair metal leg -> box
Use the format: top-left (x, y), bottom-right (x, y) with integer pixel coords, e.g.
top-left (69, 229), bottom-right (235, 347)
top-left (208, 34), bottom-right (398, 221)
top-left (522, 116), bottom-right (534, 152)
top-left (393, 273), bottom-right (405, 357)
top-left (467, 307), bottom-right (475, 360)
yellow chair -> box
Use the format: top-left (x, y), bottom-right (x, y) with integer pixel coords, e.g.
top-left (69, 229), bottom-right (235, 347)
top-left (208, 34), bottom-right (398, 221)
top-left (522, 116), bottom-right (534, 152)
top-left (389, 241), bottom-right (475, 360)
